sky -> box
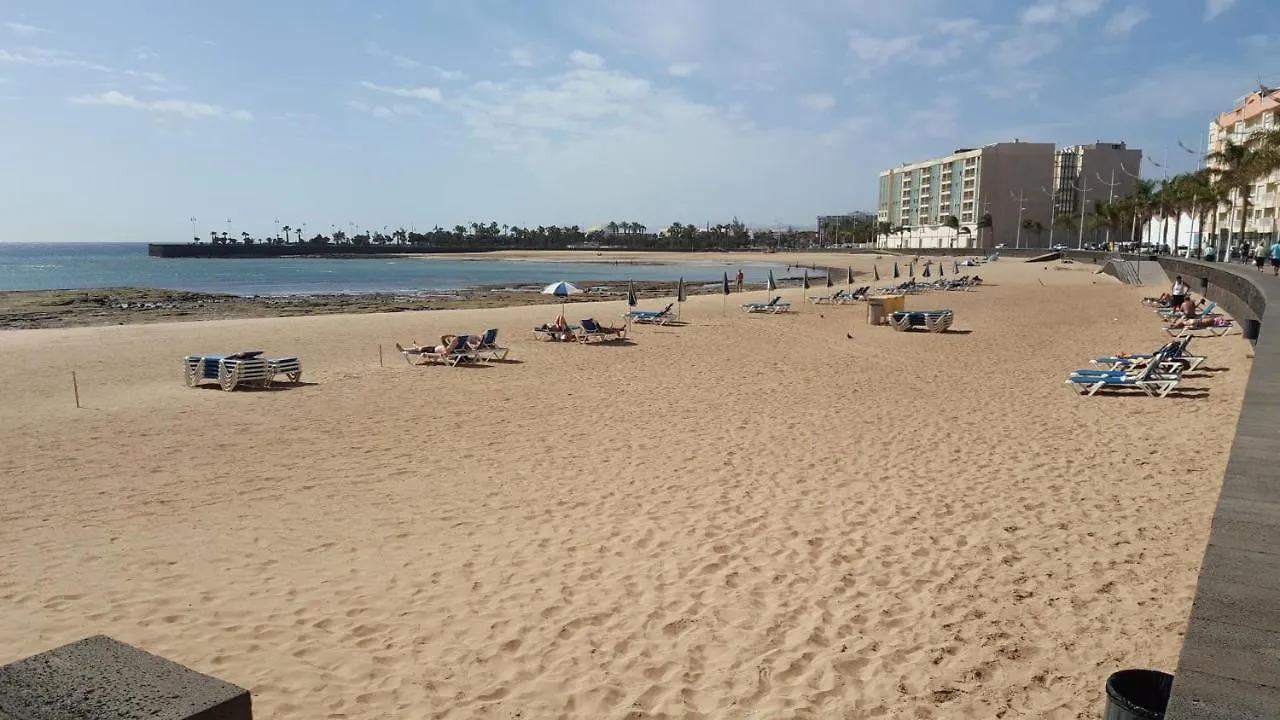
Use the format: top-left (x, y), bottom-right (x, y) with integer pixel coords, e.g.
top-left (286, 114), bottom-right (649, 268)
top-left (0, 0), bottom-right (1274, 242)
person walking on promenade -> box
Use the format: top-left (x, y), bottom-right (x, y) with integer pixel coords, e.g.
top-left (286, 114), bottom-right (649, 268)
top-left (1270, 238), bottom-right (1280, 276)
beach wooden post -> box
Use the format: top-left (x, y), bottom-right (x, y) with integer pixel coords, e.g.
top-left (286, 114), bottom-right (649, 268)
top-left (72, 371), bottom-right (80, 408)
top-left (378, 344), bottom-right (384, 367)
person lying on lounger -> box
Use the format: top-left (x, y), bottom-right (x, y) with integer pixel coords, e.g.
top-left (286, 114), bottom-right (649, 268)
top-left (583, 318), bottom-right (626, 335)
top-left (1144, 292), bottom-right (1173, 306)
top-left (1166, 315), bottom-right (1230, 330)
top-left (536, 315), bottom-right (574, 341)
top-left (401, 335), bottom-right (467, 355)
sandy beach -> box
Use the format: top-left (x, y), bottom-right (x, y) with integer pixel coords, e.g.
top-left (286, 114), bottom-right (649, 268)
top-left (0, 253), bottom-right (1250, 718)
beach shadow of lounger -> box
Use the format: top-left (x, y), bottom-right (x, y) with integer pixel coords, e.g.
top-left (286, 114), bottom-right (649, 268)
top-left (193, 380), bottom-right (319, 392)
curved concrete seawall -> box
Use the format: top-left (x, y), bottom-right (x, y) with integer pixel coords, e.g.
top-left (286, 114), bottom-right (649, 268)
top-left (1153, 258), bottom-right (1280, 718)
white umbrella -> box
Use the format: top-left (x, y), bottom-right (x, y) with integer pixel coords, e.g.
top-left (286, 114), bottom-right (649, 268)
top-left (542, 281), bottom-right (582, 317)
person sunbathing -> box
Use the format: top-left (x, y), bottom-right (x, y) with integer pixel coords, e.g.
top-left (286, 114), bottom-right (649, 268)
top-left (400, 335), bottom-right (463, 355)
top-left (584, 318), bottom-right (626, 336)
top-left (536, 315), bottom-right (574, 341)
top-left (1166, 315), bottom-right (1230, 330)
top-left (1143, 292), bottom-right (1173, 306)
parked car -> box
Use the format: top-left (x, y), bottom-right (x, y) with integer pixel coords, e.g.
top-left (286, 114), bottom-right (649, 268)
top-left (1052, 243), bottom-right (1069, 251)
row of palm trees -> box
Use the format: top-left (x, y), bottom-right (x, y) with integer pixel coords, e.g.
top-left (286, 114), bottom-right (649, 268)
top-left (191, 219), bottom-right (828, 250)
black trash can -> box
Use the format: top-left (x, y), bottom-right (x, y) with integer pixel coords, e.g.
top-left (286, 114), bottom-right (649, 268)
top-left (1243, 318), bottom-right (1261, 343)
top-left (1104, 669), bottom-right (1173, 720)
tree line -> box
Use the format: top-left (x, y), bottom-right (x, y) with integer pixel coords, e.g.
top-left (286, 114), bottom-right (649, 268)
top-left (192, 217), bottom-right (864, 250)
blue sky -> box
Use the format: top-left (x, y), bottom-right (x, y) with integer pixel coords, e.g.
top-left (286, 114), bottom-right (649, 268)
top-left (0, 0), bottom-right (1273, 241)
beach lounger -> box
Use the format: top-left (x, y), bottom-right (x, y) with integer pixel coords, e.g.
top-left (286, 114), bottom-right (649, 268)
top-left (475, 328), bottom-right (510, 360)
top-left (1090, 337), bottom-right (1206, 372)
top-left (889, 310), bottom-right (954, 333)
top-left (1165, 317), bottom-right (1233, 338)
top-left (625, 303), bottom-right (675, 325)
top-left (576, 318), bottom-right (626, 342)
top-left (742, 296), bottom-right (791, 313)
top-left (266, 356), bottom-right (303, 384)
top-left (1066, 355), bottom-right (1180, 398)
top-left (397, 336), bottom-right (478, 366)
top-left (1159, 300), bottom-right (1216, 320)
top-left (184, 352), bottom-right (273, 391)
top-left (810, 290), bottom-right (847, 304)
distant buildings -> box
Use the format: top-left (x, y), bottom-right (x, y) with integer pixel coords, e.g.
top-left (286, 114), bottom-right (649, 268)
top-left (876, 140), bottom-right (1143, 249)
top-left (1208, 86), bottom-right (1280, 242)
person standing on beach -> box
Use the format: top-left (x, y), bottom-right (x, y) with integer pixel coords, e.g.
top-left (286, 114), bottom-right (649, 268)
top-left (1169, 276), bottom-right (1188, 310)
top-left (735, 269), bottom-right (744, 293)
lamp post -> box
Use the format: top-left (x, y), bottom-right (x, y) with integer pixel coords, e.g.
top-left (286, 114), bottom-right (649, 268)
top-left (1040, 187), bottom-right (1056, 249)
top-left (189, 216), bottom-right (198, 242)
top-left (1075, 176), bottom-right (1092, 251)
top-left (1095, 170), bottom-right (1120, 251)
top-left (1010, 190), bottom-right (1027, 249)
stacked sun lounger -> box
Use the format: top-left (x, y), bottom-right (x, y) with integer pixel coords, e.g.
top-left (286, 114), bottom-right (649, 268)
top-left (889, 309), bottom-right (954, 333)
top-left (184, 351), bottom-right (300, 391)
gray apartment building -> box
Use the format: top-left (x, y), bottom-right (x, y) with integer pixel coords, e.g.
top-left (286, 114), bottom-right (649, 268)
top-left (877, 140), bottom-right (1142, 249)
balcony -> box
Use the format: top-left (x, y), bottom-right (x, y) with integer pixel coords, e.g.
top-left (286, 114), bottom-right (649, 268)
top-left (1256, 192), bottom-right (1276, 207)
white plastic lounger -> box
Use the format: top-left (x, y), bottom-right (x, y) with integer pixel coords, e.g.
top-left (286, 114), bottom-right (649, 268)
top-left (184, 353), bottom-right (273, 391)
top-left (266, 357), bottom-right (303, 384)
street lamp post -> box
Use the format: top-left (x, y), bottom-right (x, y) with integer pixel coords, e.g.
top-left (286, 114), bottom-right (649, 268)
top-left (1095, 170), bottom-right (1120, 250)
top-left (1010, 190), bottom-right (1027, 249)
top-left (189, 216), bottom-right (198, 242)
top-left (1075, 176), bottom-right (1092, 251)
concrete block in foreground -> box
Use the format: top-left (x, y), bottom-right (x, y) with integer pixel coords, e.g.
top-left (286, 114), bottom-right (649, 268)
top-left (0, 635), bottom-right (251, 720)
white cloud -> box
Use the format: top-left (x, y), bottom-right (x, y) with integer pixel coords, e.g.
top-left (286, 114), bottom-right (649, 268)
top-left (1205, 0), bottom-right (1235, 20)
top-left (666, 62), bottom-right (699, 77)
top-left (431, 66), bottom-right (464, 81)
top-left (67, 90), bottom-right (252, 120)
top-left (0, 46), bottom-right (170, 87)
top-left (801, 93), bottom-right (835, 111)
top-left (848, 18), bottom-right (987, 75)
top-left (360, 80), bottom-right (442, 102)
top-left (508, 48), bottom-right (534, 67)
top-left (347, 100), bottom-right (419, 119)
top-left (5, 22), bottom-right (46, 35)
top-left (989, 32), bottom-right (1064, 69)
top-left (1104, 6), bottom-right (1150, 37)
top-left (1021, 0), bottom-right (1107, 24)
top-left (569, 50), bottom-right (605, 70)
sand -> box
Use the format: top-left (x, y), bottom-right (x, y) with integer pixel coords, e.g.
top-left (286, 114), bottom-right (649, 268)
top-left (0, 253), bottom-right (1250, 718)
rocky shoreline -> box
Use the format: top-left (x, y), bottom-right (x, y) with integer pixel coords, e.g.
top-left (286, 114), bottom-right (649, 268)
top-left (0, 279), bottom-right (783, 330)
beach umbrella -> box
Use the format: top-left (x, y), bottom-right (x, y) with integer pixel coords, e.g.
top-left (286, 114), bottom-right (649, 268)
top-left (909, 262), bottom-right (915, 278)
top-left (676, 277), bottom-right (685, 319)
top-left (874, 264), bottom-right (881, 281)
top-left (722, 271), bottom-right (730, 295)
top-left (954, 260), bottom-right (960, 274)
top-left (767, 269), bottom-right (778, 291)
top-left (722, 271), bottom-right (730, 314)
top-left (541, 281), bottom-right (582, 316)
top-left (939, 262), bottom-right (945, 278)
top-left (847, 266), bottom-right (855, 285)
top-left (627, 280), bottom-right (637, 308)
top-left (826, 271), bottom-right (834, 288)
top-left (893, 262), bottom-right (900, 279)
top-left (802, 271), bottom-right (811, 290)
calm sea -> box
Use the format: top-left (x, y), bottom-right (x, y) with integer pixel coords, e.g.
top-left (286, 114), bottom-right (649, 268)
top-left (0, 243), bottom-right (792, 296)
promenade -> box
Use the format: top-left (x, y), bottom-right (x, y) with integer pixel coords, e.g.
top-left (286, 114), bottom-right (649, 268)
top-left (1158, 257), bottom-right (1280, 718)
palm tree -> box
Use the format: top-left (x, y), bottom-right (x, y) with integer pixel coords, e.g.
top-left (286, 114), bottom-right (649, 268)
top-left (1179, 169), bottom-right (1221, 256)
top-left (1207, 129), bottom-right (1280, 259)
top-left (1031, 220), bottom-right (1045, 246)
top-left (976, 213), bottom-right (992, 247)
top-left (1021, 218), bottom-right (1037, 247)
top-left (1054, 213), bottom-right (1077, 247)
top-left (281, 225), bottom-right (291, 245)
top-left (942, 214), bottom-right (960, 248)
top-left (606, 221), bottom-right (619, 237)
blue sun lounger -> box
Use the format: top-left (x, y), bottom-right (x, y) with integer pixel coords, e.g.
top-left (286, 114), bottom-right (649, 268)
top-left (1090, 337), bottom-right (1205, 372)
top-left (1066, 350), bottom-right (1181, 398)
top-left (742, 296), bottom-right (791, 313)
top-left (624, 303), bottom-right (675, 325)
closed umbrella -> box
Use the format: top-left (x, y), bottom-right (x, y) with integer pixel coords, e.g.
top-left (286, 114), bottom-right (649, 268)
top-left (893, 262), bottom-right (900, 279)
top-left (767, 270), bottom-right (778, 292)
top-left (676, 277), bottom-right (686, 320)
top-left (541, 281), bottom-right (582, 317)
top-left (722, 271), bottom-right (730, 314)
top-left (847, 266), bottom-right (855, 285)
top-left (939, 262), bottom-right (945, 278)
top-left (625, 280), bottom-right (637, 331)
top-left (874, 264), bottom-right (880, 281)
top-left (826, 271), bottom-right (834, 288)
top-left (909, 262), bottom-right (915, 278)
top-left (954, 260), bottom-right (960, 274)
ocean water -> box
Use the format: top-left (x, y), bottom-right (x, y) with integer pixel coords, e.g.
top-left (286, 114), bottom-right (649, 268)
top-left (0, 243), bottom-right (793, 296)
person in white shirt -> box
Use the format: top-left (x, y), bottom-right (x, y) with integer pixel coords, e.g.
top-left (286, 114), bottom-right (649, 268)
top-left (1170, 276), bottom-right (1189, 309)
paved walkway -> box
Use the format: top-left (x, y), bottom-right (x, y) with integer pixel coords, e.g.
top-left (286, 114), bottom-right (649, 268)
top-left (1159, 259), bottom-right (1280, 718)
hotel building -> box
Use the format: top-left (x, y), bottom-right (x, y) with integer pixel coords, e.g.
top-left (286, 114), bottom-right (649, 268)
top-left (1208, 86), bottom-right (1280, 243)
top-left (1052, 142), bottom-right (1143, 217)
top-left (877, 141), bottom-right (1055, 249)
